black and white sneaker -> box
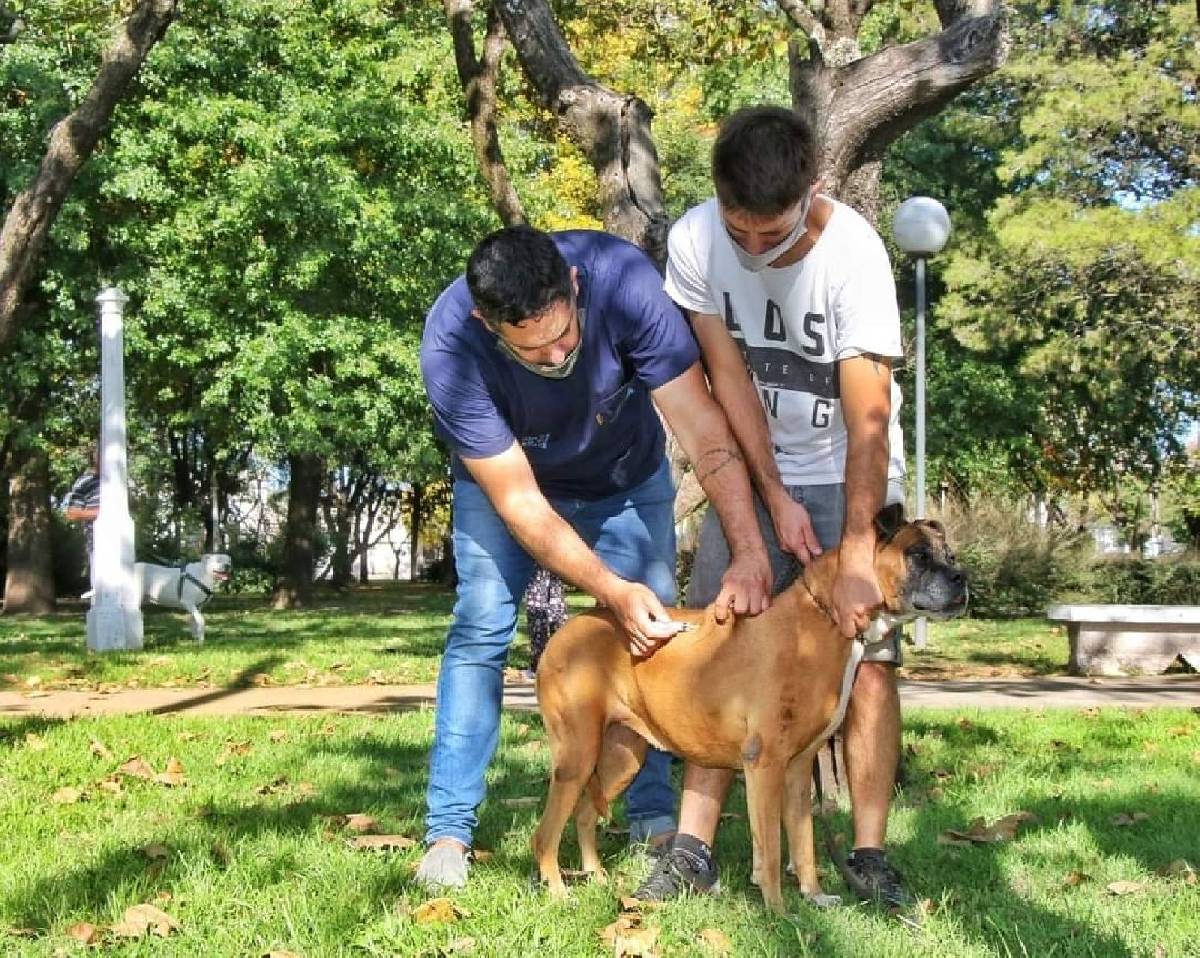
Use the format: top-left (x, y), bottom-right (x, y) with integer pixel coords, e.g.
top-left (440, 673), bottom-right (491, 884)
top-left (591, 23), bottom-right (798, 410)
top-left (632, 835), bottom-right (721, 901)
top-left (843, 848), bottom-right (918, 920)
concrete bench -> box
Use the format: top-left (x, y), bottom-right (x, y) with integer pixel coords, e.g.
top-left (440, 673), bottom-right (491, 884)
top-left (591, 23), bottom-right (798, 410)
top-left (1047, 604), bottom-right (1200, 676)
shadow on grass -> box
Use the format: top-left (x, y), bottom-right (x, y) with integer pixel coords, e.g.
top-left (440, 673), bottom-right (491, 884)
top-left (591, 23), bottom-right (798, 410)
top-left (149, 656), bottom-right (286, 714)
top-left (0, 715), bottom-right (66, 749)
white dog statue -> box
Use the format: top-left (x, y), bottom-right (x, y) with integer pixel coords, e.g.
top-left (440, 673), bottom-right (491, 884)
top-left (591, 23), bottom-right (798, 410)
top-left (134, 553), bottom-right (232, 643)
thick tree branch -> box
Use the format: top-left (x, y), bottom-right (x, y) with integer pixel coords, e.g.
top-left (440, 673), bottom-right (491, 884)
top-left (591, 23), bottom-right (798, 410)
top-left (0, 0), bottom-right (178, 351)
top-left (445, 0), bottom-right (525, 226)
top-left (792, 6), bottom-right (1008, 199)
top-left (492, 0), bottom-right (667, 258)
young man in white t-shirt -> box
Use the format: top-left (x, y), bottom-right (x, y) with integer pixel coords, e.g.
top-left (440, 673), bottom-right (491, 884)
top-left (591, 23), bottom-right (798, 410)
top-left (634, 105), bottom-right (914, 916)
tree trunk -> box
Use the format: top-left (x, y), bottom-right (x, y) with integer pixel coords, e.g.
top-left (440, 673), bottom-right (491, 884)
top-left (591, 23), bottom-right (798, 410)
top-left (788, 0), bottom-right (1007, 213)
top-left (3, 444), bottom-right (54, 614)
top-left (492, 0), bottom-right (668, 260)
top-left (409, 483), bottom-right (423, 582)
top-left (0, 0), bottom-right (178, 350)
top-left (445, 0), bottom-right (526, 226)
top-left (273, 452), bottom-right (323, 609)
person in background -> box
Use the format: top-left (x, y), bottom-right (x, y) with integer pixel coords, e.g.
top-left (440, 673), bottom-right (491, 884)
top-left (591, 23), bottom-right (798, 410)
top-left (523, 566), bottom-right (567, 676)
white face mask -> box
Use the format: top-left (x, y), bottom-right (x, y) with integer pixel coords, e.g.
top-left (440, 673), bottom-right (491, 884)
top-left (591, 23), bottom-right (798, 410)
top-left (723, 192), bottom-right (813, 273)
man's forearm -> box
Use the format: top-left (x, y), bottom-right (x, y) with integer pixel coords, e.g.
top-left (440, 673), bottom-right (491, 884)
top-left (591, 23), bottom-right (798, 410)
top-left (491, 494), bottom-right (624, 605)
top-left (705, 365), bottom-right (791, 517)
top-left (684, 415), bottom-right (768, 560)
top-left (842, 431), bottom-right (889, 548)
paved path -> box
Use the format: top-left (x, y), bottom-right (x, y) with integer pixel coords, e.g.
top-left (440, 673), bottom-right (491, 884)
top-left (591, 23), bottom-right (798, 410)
top-left (1, 675), bottom-right (1197, 719)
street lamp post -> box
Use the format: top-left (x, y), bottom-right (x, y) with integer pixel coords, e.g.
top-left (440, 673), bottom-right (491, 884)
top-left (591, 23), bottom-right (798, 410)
top-left (86, 286), bottom-right (143, 652)
top-left (892, 197), bottom-right (951, 648)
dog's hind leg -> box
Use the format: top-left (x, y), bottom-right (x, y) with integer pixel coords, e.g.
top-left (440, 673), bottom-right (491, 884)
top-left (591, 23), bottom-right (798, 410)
top-left (532, 708), bottom-right (605, 900)
top-left (784, 749), bottom-right (839, 908)
top-left (574, 724), bottom-right (648, 881)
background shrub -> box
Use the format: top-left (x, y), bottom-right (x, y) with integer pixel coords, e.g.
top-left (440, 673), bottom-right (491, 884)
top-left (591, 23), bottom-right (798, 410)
top-left (939, 495), bottom-right (1096, 617)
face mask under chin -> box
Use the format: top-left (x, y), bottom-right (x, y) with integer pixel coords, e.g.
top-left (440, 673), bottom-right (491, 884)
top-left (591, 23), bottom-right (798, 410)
top-left (494, 306), bottom-right (585, 379)
top-left (725, 193), bottom-right (812, 272)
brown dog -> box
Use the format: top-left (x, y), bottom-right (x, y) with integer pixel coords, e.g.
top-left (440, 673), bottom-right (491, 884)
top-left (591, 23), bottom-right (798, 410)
top-left (532, 504), bottom-right (967, 912)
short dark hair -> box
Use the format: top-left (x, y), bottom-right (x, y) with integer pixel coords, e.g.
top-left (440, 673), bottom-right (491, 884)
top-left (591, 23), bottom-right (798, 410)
top-left (712, 106), bottom-right (819, 216)
top-left (465, 225), bottom-right (572, 326)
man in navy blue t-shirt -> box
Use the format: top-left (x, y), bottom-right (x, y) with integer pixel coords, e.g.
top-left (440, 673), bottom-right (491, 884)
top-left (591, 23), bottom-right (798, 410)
top-left (416, 225), bottom-right (774, 890)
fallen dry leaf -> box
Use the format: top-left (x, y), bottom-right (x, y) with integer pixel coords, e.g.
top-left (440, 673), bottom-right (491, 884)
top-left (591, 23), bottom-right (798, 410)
top-left (1111, 812), bottom-right (1151, 827)
top-left (109, 903), bottom-right (181, 938)
top-left (95, 775), bottom-right (123, 795)
top-left (215, 740), bottom-right (253, 765)
top-left (89, 738), bottom-right (113, 760)
top-left (141, 844), bottom-right (171, 862)
top-left (342, 813), bottom-right (378, 834)
top-left (1156, 860), bottom-right (1197, 884)
top-left (444, 937), bottom-right (477, 954)
top-left (349, 834), bottom-right (417, 852)
top-left (118, 757), bottom-right (155, 780)
top-left (269, 730), bottom-right (289, 743)
top-left (51, 786), bottom-right (84, 805)
top-left (411, 898), bottom-right (467, 924)
top-left (697, 927), bottom-right (733, 953)
top-left (1063, 871), bottom-right (1092, 887)
top-left (24, 732), bottom-right (47, 751)
top-left (255, 776), bottom-right (290, 796)
top-left (938, 811), bottom-right (1038, 845)
top-left (5, 927), bottom-right (39, 938)
top-left (67, 922), bottom-right (101, 944)
top-left (155, 757), bottom-right (187, 787)
top-left (514, 723), bottom-right (531, 737)
top-left (472, 848), bottom-right (494, 863)
top-left (613, 923), bottom-right (659, 957)
top-left (499, 796), bottom-right (540, 809)
top-left (1105, 880), bottom-right (1147, 896)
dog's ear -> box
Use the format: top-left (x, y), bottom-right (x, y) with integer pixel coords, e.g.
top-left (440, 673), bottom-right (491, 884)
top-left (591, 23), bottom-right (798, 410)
top-left (874, 502), bottom-right (906, 542)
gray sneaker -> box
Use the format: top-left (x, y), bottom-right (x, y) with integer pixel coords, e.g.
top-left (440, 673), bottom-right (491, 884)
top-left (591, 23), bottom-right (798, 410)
top-left (415, 841), bottom-right (470, 890)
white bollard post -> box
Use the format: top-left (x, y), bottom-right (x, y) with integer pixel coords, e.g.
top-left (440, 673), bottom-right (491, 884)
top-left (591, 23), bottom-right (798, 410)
top-left (86, 287), bottom-right (143, 652)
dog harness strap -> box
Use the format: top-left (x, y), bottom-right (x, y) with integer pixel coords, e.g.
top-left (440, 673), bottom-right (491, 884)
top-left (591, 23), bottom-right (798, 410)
top-left (815, 639), bottom-right (865, 746)
top-left (177, 569), bottom-right (214, 605)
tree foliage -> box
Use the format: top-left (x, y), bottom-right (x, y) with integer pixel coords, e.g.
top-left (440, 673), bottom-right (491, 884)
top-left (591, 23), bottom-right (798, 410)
top-left (886, 0), bottom-right (1198, 520)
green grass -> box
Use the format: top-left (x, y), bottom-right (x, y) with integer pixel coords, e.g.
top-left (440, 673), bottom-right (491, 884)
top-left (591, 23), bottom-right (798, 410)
top-left (1, 707), bottom-right (1197, 956)
top-left (898, 618), bottom-right (1071, 680)
top-left (1, 583), bottom-right (1075, 692)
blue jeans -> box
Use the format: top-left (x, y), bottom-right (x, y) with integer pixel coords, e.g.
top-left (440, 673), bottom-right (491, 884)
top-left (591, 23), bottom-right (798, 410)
top-left (425, 458), bottom-right (679, 847)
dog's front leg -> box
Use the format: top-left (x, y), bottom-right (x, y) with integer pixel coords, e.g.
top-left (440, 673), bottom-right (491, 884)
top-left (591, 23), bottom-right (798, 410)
top-left (187, 605), bottom-right (205, 643)
top-left (783, 750), bottom-right (839, 908)
top-left (743, 755), bottom-right (787, 913)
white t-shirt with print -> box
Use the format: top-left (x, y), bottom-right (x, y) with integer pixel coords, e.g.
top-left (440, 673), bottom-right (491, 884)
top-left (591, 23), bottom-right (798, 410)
top-left (665, 197), bottom-right (906, 487)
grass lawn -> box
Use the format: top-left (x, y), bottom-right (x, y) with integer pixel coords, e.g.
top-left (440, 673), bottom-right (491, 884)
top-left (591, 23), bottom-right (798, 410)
top-left (1, 706), bottom-right (1198, 956)
top-left (0, 583), bottom-right (1072, 692)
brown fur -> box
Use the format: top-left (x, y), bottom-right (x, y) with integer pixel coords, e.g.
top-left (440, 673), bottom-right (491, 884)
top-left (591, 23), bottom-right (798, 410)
top-left (531, 518), bottom-right (956, 912)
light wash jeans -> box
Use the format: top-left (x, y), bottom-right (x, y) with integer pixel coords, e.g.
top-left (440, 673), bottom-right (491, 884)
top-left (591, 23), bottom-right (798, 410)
top-left (425, 458), bottom-right (679, 847)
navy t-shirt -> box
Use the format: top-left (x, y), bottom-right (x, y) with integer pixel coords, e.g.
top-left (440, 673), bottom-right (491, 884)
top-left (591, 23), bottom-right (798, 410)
top-left (420, 231), bottom-right (700, 500)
